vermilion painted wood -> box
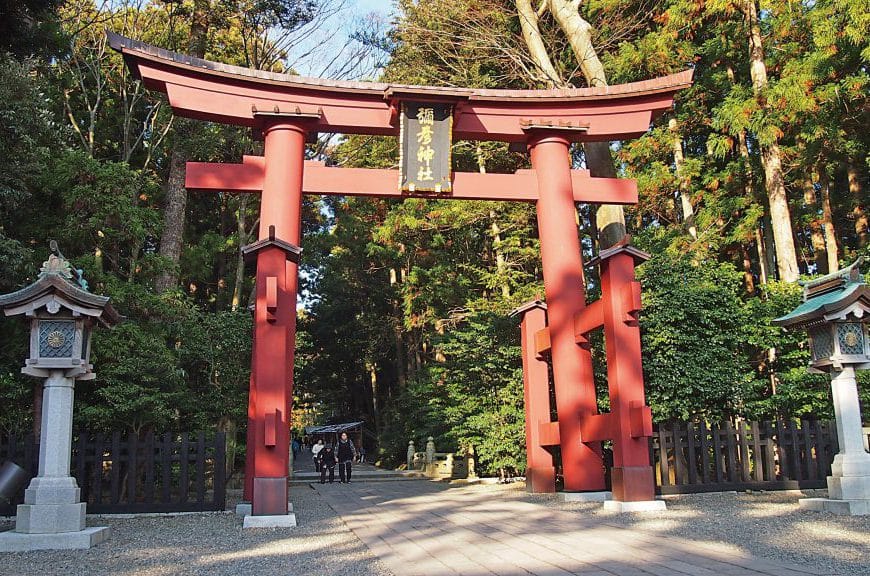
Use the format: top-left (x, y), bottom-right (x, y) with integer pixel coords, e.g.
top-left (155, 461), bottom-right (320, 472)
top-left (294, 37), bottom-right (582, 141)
top-left (249, 120), bottom-right (306, 515)
top-left (112, 44), bottom-right (690, 142)
top-left (185, 159), bottom-right (639, 204)
top-left (529, 132), bottom-right (605, 493)
top-left (517, 303), bottom-right (556, 493)
top-left (599, 249), bottom-right (655, 502)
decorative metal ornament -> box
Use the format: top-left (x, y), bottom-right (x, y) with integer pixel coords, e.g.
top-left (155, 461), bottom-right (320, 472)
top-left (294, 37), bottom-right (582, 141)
top-left (46, 331), bottom-right (66, 348)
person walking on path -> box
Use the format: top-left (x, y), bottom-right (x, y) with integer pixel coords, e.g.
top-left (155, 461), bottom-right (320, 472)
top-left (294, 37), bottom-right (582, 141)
top-left (311, 439), bottom-right (324, 472)
top-left (337, 432), bottom-right (356, 483)
top-left (319, 444), bottom-right (337, 484)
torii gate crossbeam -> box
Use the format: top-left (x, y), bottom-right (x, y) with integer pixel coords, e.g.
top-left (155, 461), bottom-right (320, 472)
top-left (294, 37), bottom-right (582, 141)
top-left (109, 32), bottom-right (691, 520)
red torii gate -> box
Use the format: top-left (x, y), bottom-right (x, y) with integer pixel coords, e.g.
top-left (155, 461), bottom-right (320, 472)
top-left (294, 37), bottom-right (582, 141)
top-left (109, 33), bottom-right (691, 519)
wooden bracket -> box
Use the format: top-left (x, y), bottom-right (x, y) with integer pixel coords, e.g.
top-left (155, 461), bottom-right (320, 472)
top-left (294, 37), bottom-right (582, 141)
top-left (629, 402), bottom-right (653, 438)
top-left (578, 413), bottom-right (614, 443)
top-left (264, 408), bottom-right (281, 446)
top-left (538, 421), bottom-right (561, 447)
top-left (266, 276), bottom-right (278, 322)
top-left (622, 281), bottom-right (642, 325)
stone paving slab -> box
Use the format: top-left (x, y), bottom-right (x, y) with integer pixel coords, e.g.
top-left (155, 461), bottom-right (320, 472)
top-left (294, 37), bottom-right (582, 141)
top-left (314, 480), bottom-right (831, 576)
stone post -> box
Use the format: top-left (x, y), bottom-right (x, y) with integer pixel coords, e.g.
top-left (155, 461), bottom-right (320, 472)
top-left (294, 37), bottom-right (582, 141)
top-left (407, 441), bottom-right (415, 470)
top-left (827, 367), bottom-right (870, 508)
top-left (1, 371), bottom-right (110, 550)
top-left (16, 371), bottom-right (84, 534)
top-left (467, 445), bottom-right (478, 480)
top-left (425, 437), bottom-right (436, 465)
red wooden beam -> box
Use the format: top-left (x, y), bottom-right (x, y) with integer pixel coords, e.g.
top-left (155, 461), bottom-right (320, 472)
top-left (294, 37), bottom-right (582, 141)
top-left (185, 159), bottom-right (639, 204)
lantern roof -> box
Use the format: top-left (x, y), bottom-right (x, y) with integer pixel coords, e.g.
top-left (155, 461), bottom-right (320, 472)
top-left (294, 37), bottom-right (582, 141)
top-left (510, 299), bottom-right (547, 318)
top-left (0, 250), bottom-right (118, 327)
top-left (773, 259), bottom-right (868, 329)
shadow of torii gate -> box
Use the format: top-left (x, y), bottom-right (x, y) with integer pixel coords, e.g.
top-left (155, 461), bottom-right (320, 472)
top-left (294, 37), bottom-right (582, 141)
top-left (109, 33), bottom-right (691, 518)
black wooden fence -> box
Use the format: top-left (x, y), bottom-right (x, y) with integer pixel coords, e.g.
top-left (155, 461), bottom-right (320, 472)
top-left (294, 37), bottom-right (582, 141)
top-left (1, 431), bottom-right (226, 515)
top-left (651, 419), bottom-right (839, 494)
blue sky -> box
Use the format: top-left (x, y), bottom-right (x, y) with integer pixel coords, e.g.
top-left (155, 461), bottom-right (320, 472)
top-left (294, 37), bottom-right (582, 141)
top-left (286, 0), bottom-right (396, 77)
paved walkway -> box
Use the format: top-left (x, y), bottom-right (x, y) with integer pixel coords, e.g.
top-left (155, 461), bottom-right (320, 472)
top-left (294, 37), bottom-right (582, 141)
top-left (314, 480), bottom-right (828, 576)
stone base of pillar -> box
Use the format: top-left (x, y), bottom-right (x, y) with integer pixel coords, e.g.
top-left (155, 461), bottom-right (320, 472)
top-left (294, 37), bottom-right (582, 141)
top-left (242, 513), bottom-right (297, 528)
top-left (0, 526), bottom-right (110, 552)
top-left (799, 497), bottom-right (870, 516)
top-left (15, 502), bottom-right (86, 533)
top-left (603, 499), bottom-right (666, 513)
top-left (236, 501), bottom-right (293, 517)
top-left (525, 466), bottom-right (555, 493)
top-left (557, 491), bottom-right (611, 502)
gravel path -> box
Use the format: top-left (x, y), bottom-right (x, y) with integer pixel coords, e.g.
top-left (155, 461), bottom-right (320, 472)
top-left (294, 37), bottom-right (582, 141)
top-left (522, 485), bottom-right (870, 576)
top-left (1, 483), bottom-right (867, 576)
top-left (0, 486), bottom-right (393, 576)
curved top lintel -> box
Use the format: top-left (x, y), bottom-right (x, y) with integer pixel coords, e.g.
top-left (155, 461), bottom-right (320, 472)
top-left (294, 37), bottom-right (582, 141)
top-left (108, 32), bottom-right (693, 141)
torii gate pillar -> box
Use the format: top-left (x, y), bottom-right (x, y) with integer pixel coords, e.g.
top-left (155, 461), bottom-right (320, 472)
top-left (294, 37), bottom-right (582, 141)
top-left (243, 117), bottom-right (306, 520)
top-left (528, 132), bottom-right (605, 492)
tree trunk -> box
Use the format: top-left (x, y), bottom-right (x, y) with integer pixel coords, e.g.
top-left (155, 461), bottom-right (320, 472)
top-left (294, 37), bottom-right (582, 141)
top-left (515, 0), bottom-right (563, 86)
top-left (818, 168), bottom-right (839, 272)
top-left (847, 161), bottom-right (868, 247)
top-left (744, 0), bottom-right (799, 282)
top-left (740, 243), bottom-right (755, 294)
top-left (803, 175), bottom-right (829, 275)
top-left (155, 3), bottom-right (211, 294)
top-left (542, 0), bottom-right (627, 249)
top-left (155, 150), bottom-right (188, 293)
top-left (231, 195), bottom-right (250, 311)
top-left (669, 118), bottom-right (696, 239)
top-left (389, 268), bottom-right (407, 390)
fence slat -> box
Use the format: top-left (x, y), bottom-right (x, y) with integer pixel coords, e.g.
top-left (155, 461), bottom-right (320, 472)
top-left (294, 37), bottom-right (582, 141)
top-left (775, 419), bottom-right (788, 480)
top-left (750, 421), bottom-right (762, 482)
top-left (672, 422), bottom-right (684, 485)
top-left (127, 433), bottom-right (138, 505)
top-left (161, 433), bottom-right (172, 504)
top-left (699, 421), bottom-right (711, 484)
top-left (659, 426), bottom-right (671, 487)
top-left (214, 432), bottom-right (226, 511)
top-left (180, 432), bottom-right (189, 504)
top-left (803, 419), bottom-right (817, 482)
top-left (195, 432), bottom-right (206, 506)
top-left (711, 424), bottom-right (725, 484)
top-left (110, 432), bottom-right (121, 505)
top-left (762, 421), bottom-right (775, 482)
top-left (738, 420), bottom-right (751, 483)
top-left (788, 420), bottom-right (803, 481)
top-left (144, 432), bottom-right (155, 505)
top-left (686, 421), bottom-right (698, 485)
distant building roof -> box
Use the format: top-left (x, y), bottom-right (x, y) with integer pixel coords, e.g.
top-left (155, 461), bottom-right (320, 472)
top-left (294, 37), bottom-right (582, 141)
top-left (305, 421), bottom-right (364, 435)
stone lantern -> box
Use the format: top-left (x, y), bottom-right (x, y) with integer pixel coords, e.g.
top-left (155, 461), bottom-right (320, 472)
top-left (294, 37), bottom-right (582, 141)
top-left (0, 245), bottom-right (118, 551)
top-left (773, 259), bottom-right (870, 515)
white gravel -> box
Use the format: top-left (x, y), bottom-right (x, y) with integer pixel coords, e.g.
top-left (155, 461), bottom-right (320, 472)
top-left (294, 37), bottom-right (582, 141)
top-left (517, 485), bottom-right (870, 576)
top-left (2, 483), bottom-right (868, 576)
top-left (0, 486), bottom-right (394, 576)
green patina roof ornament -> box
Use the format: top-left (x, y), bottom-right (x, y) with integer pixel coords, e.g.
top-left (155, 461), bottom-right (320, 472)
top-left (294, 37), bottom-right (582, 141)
top-left (38, 240), bottom-right (89, 291)
top-left (773, 257), bottom-right (868, 329)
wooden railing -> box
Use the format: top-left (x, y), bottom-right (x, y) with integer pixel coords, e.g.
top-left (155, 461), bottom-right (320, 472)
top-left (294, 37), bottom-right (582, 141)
top-left (651, 419), bottom-right (839, 494)
top-left (1, 431), bottom-right (226, 515)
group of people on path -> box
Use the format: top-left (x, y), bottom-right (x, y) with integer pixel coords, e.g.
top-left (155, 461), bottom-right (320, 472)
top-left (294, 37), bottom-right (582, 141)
top-left (311, 432), bottom-right (358, 484)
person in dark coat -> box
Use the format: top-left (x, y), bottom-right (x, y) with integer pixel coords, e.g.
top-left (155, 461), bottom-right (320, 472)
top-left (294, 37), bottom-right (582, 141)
top-left (319, 444), bottom-right (337, 484)
top-left (336, 432), bottom-right (357, 483)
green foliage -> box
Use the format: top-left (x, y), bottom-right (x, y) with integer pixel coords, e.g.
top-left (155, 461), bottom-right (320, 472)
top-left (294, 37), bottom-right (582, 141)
top-left (639, 254), bottom-right (754, 421)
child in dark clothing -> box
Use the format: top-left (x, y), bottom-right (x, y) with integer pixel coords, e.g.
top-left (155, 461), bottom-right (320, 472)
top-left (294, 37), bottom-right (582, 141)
top-left (319, 444), bottom-right (337, 484)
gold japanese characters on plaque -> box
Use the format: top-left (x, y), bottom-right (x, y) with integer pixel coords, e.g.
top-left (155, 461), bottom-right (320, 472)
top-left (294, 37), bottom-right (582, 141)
top-left (399, 102), bottom-right (453, 193)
